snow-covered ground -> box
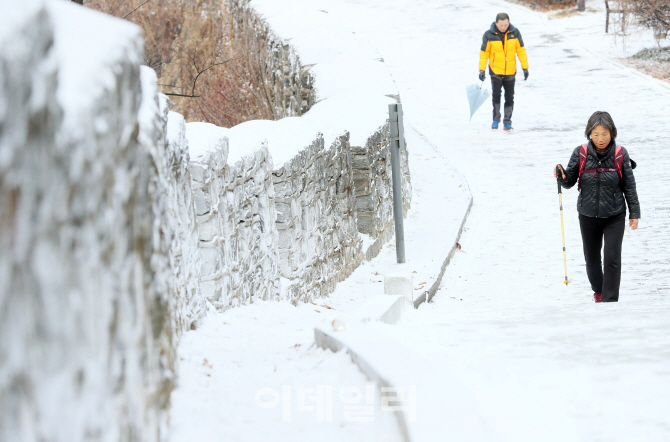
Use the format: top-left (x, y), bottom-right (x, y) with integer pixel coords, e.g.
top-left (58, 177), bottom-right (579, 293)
top-left (170, 1), bottom-right (670, 441)
top-left (169, 121), bottom-right (469, 442)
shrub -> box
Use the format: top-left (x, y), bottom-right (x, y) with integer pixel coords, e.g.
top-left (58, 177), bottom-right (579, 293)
top-left (85, 0), bottom-right (275, 127)
top-left (517, 0), bottom-right (577, 10)
top-left (620, 0), bottom-right (670, 38)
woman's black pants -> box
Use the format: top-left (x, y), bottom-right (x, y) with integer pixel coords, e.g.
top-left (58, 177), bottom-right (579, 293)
top-left (578, 212), bottom-right (626, 302)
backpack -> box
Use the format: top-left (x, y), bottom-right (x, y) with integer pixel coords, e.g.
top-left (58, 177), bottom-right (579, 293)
top-left (577, 144), bottom-right (624, 191)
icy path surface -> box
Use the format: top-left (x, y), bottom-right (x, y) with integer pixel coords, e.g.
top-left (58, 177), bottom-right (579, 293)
top-left (169, 1), bottom-right (670, 440)
top-left (318, 0), bottom-right (670, 440)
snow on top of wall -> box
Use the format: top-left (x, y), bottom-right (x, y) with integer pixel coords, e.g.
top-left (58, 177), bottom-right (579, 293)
top-left (189, 0), bottom-right (399, 169)
top-left (167, 111), bottom-right (187, 147)
top-left (45, 0), bottom-right (142, 139)
top-left (187, 89), bottom-right (392, 168)
top-left (185, 122), bottom-right (230, 163)
top-left (0, 0), bottom-right (42, 42)
top-left (138, 67), bottom-right (160, 147)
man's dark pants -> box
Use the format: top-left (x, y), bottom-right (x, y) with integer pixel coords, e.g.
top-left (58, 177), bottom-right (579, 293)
top-left (579, 211), bottom-right (626, 302)
top-left (490, 74), bottom-right (515, 125)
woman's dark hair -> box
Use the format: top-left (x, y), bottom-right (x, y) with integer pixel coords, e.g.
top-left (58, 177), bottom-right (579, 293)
top-left (496, 13), bottom-right (510, 22)
top-left (585, 111), bottom-right (617, 141)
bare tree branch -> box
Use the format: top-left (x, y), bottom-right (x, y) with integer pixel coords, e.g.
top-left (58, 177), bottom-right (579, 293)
top-left (122, 0), bottom-right (150, 19)
top-left (189, 58), bottom-right (237, 97)
top-left (108, 0), bottom-right (128, 15)
top-left (163, 93), bottom-right (202, 98)
top-left (159, 57), bottom-right (237, 99)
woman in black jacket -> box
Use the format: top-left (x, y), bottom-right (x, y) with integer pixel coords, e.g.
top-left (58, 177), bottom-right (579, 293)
top-left (554, 111), bottom-right (640, 303)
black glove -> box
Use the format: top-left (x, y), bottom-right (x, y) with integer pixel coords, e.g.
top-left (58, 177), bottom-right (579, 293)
top-left (478, 70), bottom-right (485, 81)
top-left (523, 69), bottom-right (529, 81)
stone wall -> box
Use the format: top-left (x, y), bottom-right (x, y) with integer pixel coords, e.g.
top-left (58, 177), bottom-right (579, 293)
top-left (185, 120), bottom-right (411, 308)
top-left (0, 2), bottom-right (200, 441)
top-left (0, 1), bottom-right (411, 440)
top-left (273, 133), bottom-right (363, 304)
top-left (352, 123), bottom-right (412, 258)
top-left (139, 68), bottom-right (203, 335)
top-left (187, 124), bottom-right (281, 310)
top-left (226, 0), bottom-right (315, 118)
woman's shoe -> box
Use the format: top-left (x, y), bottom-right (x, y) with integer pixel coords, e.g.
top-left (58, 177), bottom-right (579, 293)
top-left (593, 293), bottom-right (602, 303)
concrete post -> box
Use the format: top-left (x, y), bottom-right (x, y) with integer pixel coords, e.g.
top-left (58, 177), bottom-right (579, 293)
top-left (388, 103), bottom-right (406, 264)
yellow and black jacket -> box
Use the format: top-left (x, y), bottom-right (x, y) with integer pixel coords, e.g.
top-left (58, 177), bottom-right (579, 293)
top-left (479, 23), bottom-right (529, 76)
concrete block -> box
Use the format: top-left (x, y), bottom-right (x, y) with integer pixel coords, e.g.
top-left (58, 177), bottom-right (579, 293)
top-left (384, 273), bottom-right (413, 302)
top-left (356, 295), bottom-right (405, 325)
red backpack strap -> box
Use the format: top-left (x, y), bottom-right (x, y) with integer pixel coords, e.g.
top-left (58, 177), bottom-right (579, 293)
top-left (614, 146), bottom-right (624, 181)
top-left (577, 144), bottom-right (588, 191)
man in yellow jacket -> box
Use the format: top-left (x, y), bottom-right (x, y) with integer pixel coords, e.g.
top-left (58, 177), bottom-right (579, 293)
top-left (479, 13), bottom-right (529, 132)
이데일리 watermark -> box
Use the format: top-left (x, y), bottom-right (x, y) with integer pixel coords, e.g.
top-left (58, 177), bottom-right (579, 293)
top-left (255, 384), bottom-right (416, 423)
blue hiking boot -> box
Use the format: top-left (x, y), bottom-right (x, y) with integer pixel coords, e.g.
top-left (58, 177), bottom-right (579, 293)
top-left (491, 120), bottom-right (499, 130)
top-left (503, 124), bottom-right (514, 132)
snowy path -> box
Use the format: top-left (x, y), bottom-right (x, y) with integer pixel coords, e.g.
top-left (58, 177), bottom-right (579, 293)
top-left (169, 1), bottom-right (670, 440)
top-left (317, 0), bottom-right (670, 440)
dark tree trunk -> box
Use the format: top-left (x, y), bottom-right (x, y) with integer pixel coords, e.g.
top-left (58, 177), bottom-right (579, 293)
top-left (71, 0), bottom-right (83, 4)
top-left (577, 0), bottom-right (585, 11)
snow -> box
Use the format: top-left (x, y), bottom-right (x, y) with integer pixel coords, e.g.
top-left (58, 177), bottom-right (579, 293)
top-left (171, 97), bottom-right (471, 442)
top-left (546, 1), bottom-right (670, 59)
top-left (187, 90), bottom-right (395, 167)
top-left (184, 122), bottom-right (229, 162)
top-left (309, 54), bottom-right (398, 101)
top-left (316, 0), bottom-right (670, 440)
top-left (172, 0), bottom-right (670, 441)
top-left (359, 233), bottom-right (376, 254)
top-left (0, 0), bottom-right (41, 41)
top-left (169, 300), bottom-right (401, 442)
top-left (185, 0), bottom-right (399, 168)
top-left (314, 321), bottom-right (496, 442)
top-left (46, 0), bottom-right (142, 138)
top-left (166, 111), bottom-right (186, 149)
top-left (188, 93), bottom-right (396, 167)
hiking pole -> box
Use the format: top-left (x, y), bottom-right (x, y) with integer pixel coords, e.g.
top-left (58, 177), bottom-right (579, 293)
top-left (556, 166), bottom-right (570, 286)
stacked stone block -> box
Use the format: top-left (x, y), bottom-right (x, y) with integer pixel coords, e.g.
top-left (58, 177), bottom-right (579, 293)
top-left (0, 3), bottom-right (182, 440)
top-left (352, 122), bottom-right (412, 258)
top-left (272, 133), bottom-right (363, 304)
top-left (151, 102), bottom-right (204, 335)
top-left (188, 133), bottom-right (281, 310)
top-left (226, 0), bottom-right (315, 118)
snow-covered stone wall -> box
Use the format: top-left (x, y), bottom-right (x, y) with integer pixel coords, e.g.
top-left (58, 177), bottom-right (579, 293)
top-left (179, 0), bottom-right (412, 308)
top-left (0, 0), bottom-right (411, 438)
top-left (139, 69), bottom-right (203, 335)
top-left (183, 118), bottom-right (412, 308)
top-left (352, 122), bottom-right (412, 258)
top-left (226, 0), bottom-right (315, 118)
top-left (187, 123), bottom-right (281, 310)
top-left (273, 132), bottom-right (362, 303)
top-left (0, 2), bottom-right (201, 441)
